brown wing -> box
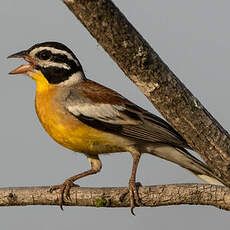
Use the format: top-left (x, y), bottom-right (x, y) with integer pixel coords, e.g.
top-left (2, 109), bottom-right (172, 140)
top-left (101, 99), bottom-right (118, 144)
top-left (65, 80), bottom-right (188, 148)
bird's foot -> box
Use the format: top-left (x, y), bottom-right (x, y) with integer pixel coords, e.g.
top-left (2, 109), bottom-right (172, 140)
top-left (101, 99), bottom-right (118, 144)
top-left (120, 181), bottom-right (142, 215)
top-left (128, 180), bottom-right (142, 215)
top-left (49, 180), bottom-right (79, 210)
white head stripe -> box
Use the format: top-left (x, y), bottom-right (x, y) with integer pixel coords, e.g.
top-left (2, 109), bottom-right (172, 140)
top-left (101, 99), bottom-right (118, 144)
top-left (30, 46), bottom-right (80, 65)
top-left (40, 61), bottom-right (70, 70)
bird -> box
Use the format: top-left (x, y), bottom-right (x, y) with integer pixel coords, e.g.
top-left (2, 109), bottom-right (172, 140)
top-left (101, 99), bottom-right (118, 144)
top-left (8, 41), bottom-right (225, 214)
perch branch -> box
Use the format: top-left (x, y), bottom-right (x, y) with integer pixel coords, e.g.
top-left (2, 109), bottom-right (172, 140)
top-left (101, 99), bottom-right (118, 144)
top-left (1, 184), bottom-right (230, 211)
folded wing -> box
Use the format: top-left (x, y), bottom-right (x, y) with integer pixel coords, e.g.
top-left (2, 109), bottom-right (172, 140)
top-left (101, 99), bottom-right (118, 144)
top-left (65, 80), bottom-right (188, 148)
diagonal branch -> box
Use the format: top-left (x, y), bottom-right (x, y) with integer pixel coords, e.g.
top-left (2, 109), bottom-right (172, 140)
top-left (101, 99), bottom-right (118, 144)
top-left (62, 0), bottom-right (230, 185)
top-left (1, 184), bottom-right (230, 211)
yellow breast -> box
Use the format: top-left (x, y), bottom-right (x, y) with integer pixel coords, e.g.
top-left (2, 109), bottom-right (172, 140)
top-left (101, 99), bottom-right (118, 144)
top-left (33, 74), bottom-right (125, 154)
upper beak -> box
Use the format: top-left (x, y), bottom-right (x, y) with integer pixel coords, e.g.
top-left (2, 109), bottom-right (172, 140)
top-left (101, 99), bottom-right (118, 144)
top-left (8, 50), bottom-right (28, 59)
top-left (8, 50), bottom-right (34, 75)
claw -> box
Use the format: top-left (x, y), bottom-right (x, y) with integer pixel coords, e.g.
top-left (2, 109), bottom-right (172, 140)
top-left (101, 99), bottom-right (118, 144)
top-left (60, 201), bottom-right (64, 211)
top-left (129, 188), bottom-right (135, 216)
top-left (49, 180), bottom-right (78, 210)
top-left (65, 184), bottom-right (72, 201)
top-left (131, 207), bottom-right (135, 216)
top-left (128, 181), bottom-right (142, 215)
top-left (119, 181), bottom-right (142, 215)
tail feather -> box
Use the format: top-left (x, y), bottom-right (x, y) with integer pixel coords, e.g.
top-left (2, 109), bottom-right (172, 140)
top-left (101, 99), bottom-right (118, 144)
top-left (146, 145), bottom-right (225, 186)
top-left (194, 173), bottom-right (224, 186)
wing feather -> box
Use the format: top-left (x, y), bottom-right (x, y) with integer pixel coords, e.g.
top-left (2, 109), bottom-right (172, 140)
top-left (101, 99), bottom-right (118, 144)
top-left (65, 80), bottom-right (188, 148)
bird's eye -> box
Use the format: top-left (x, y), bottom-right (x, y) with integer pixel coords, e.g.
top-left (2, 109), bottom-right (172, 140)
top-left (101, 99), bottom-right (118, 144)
top-left (38, 50), bottom-right (51, 60)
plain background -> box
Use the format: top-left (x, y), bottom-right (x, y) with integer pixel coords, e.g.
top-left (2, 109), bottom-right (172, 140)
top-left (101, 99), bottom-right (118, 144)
top-left (1, 0), bottom-right (230, 229)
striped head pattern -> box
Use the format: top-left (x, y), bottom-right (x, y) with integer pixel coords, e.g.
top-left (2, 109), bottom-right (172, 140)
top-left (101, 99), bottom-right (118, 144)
top-left (8, 41), bottom-right (85, 84)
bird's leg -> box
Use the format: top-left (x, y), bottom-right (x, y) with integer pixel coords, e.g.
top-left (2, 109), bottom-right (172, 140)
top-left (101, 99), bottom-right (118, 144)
top-left (128, 149), bottom-right (141, 215)
top-left (50, 154), bottom-right (102, 210)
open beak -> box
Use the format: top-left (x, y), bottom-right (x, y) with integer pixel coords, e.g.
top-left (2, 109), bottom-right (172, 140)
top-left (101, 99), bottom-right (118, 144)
top-left (8, 50), bottom-right (35, 75)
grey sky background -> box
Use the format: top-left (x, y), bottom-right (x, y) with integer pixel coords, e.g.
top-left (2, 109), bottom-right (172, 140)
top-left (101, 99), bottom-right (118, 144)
top-left (0, 0), bottom-right (229, 229)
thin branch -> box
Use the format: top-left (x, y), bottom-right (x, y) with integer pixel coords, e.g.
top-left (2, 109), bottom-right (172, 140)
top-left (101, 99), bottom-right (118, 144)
top-left (62, 0), bottom-right (230, 184)
top-left (1, 184), bottom-right (230, 211)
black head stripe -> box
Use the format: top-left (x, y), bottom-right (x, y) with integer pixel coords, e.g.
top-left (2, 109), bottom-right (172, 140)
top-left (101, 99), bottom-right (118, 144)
top-left (37, 63), bottom-right (82, 84)
top-left (50, 53), bottom-right (80, 70)
top-left (37, 66), bottom-right (69, 84)
top-left (35, 50), bottom-right (52, 60)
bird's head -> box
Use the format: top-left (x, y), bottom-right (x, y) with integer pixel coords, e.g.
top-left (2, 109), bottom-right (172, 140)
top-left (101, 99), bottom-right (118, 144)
top-left (8, 41), bottom-right (85, 85)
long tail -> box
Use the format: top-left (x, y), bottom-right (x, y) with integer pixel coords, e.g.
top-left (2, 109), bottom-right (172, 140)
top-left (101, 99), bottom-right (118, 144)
top-left (146, 145), bottom-right (225, 186)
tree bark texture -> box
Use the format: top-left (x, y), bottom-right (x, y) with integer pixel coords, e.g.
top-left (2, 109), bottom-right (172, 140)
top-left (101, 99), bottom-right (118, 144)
top-left (1, 184), bottom-right (230, 211)
top-left (62, 0), bottom-right (230, 185)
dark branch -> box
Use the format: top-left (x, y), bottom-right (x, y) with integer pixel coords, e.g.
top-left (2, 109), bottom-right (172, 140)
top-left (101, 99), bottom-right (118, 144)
top-left (61, 0), bottom-right (230, 185)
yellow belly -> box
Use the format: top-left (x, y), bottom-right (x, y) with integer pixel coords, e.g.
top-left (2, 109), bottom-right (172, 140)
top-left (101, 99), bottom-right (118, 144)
top-left (35, 85), bottom-right (125, 155)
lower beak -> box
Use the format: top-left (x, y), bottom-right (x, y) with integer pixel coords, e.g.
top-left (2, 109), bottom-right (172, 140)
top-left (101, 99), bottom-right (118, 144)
top-left (8, 50), bottom-right (34, 75)
top-left (8, 64), bottom-right (33, 75)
